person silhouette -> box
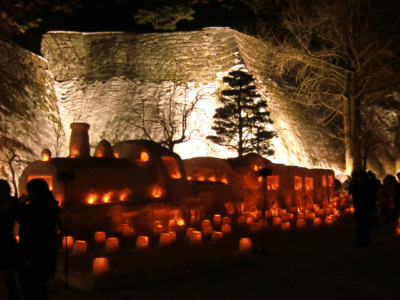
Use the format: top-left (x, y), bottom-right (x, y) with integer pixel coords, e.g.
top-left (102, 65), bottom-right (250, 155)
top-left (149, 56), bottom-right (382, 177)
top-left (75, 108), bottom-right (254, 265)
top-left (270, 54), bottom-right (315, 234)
top-left (0, 179), bottom-right (20, 300)
top-left (17, 179), bottom-right (61, 300)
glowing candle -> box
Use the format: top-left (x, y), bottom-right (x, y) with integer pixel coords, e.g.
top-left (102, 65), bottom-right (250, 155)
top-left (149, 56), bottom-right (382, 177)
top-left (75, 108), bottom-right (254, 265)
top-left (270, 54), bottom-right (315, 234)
top-left (93, 257), bottom-right (109, 275)
top-left (136, 236), bottom-right (149, 249)
top-left (121, 224), bottom-right (134, 236)
top-left (190, 216), bottom-right (196, 225)
top-left (202, 225), bottom-right (213, 235)
top-left (297, 213), bottom-right (305, 219)
top-left (201, 219), bottom-right (211, 228)
top-left (305, 212), bottom-right (315, 220)
top-left (246, 217), bottom-right (254, 226)
top-left (239, 237), bottom-right (252, 252)
top-left (313, 218), bottom-right (322, 226)
top-left (281, 221), bottom-right (291, 230)
top-left (94, 231), bottom-right (106, 244)
top-left (221, 224), bottom-right (231, 234)
top-left (72, 240), bottom-right (87, 255)
top-left (272, 217), bottom-right (282, 226)
top-left (105, 237), bottom-right (119, 252)
top-left (396, 227), bottom-right (400, 235)
top-left (168, 219), bottom-right (177, 229)
top-left (62, 236), bottom-right (74, 249)
top-left (211, 231), bottom-right (222, 242)
top-left (153, 221), bottom-right (164, 235)
top-left (213, 214), bottom-right (222, 226)
top-left (159, 233), bottom-right (172, 246)
top-left (281, 214), bottom-right (289, 222)
top-left (167, 231), bottom-right (176, 242)
top-left (222, 217), bottom-right (231, 224)
top-left (237, 215), bottom-right (246, 225)
top-left (189, 231), bottom-right (202, 244)
top-left (15, 235), bottom-right (19, 243)
top-left (265, 210), bottom-right (272, 218)
top-left (296, 219), bottom-right (306, 228)
top-left (186, 227), bottom-right (194, 239)
top-left (325, 216), bottom-right (333, 225)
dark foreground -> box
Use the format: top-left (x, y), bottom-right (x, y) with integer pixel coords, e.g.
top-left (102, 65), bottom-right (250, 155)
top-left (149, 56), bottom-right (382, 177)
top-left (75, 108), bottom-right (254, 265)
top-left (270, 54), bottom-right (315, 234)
top-left (2, 215), bottom-right (400, 300)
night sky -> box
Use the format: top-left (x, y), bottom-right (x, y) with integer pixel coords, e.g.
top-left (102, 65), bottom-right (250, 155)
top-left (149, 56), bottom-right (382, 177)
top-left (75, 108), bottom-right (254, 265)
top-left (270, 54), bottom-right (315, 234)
top-left (11, 0), bottom-right (264, 54)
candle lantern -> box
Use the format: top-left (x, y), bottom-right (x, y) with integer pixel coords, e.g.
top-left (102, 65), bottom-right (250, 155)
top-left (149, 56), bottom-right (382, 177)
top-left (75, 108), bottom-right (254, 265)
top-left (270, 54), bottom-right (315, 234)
top-left (62, 236), bottom-right (74, 249)
top-left (201, 219), bottom-right (211, 229)
top-left (153, 221), bottom-right (164, 235)
top-left (136, 236), bottom-right (149, 249)
top-left (167, 231), bottom-right (176, 242)
top-left (168, 219), bottom-right (177, 230)
top-left (313, 218), bottom-right (322, 226)
top-left (211, 231), bottom-right (222, 242)
top-left (222, 217), bottom-right (231, 224)
top-left (272, 217), bottom-right (282, 226)
top-left (237, 215), bottom-right (246, 225)
top-left (121, 224), bottom-right (134, 236)
top-left (189, 231), bottom-right (202, 244)
top-left (93, 257), bottom-right (109, 275)
top-left (325, 216), bottom-right (333, 225)
top-left (221, 223), bottom-right (231, 234)
top-left (297, 213), bottom-right (305, 219)
top-left (213, 214), bottom-right (222, 226)
top-left (281, 221), bottom-right (291, 230)
top-left (239, 237), bottom-right (252, 252)
top-left (202, 225), bottom-right (213, 235)
top-left (159, 233), bottom-right (172, 246)
top-left (72, 240), bottom-right (87, 255)
top-left (186, 227), bottom-right (194, 239)
top-left (105, 237), bottom-right (119, 252)
top-left (296, 219), bottom-right (306, 228)
top-left (94, 231), bottom-right (106, 244)
top-left (396, 227), bottom-right (400, 235)
top-left (246, 217), bottom-right (254, 226)
top-left (281, 214), bottom-right (289, 222)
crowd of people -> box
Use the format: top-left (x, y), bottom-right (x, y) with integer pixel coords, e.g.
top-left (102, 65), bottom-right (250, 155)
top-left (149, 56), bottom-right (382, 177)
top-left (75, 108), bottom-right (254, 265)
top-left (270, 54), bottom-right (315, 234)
top-left (347, 171), bottom-right (400, 247)
top-left (0, 179), bottom-right (61, 300)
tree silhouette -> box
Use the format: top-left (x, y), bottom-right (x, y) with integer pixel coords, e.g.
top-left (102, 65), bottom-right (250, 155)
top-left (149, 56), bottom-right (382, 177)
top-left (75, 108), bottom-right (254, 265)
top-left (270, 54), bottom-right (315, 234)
top-left (207, 69), bottom-right (276, 157)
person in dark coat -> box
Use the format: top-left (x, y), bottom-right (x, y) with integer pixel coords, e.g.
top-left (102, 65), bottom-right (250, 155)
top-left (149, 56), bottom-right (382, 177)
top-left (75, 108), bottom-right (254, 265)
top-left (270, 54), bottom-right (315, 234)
top-left (348, 171), bottom-right (376, 246)
top-left (0, 179), bottom-right (20, 300)
top-left (17, 179), bottom-right (61, 300)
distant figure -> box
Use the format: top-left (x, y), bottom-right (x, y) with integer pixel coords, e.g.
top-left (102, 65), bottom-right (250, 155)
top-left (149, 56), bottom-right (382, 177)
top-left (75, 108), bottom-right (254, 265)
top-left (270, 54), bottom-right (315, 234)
top-left (348, 171), bottom-right (375, 246)
top-left (17, 179), bottom-right (61, 300)
top-left (378, 174), bottom-right (397, 223)
top-left (0, 180), bottom-right (20, 300)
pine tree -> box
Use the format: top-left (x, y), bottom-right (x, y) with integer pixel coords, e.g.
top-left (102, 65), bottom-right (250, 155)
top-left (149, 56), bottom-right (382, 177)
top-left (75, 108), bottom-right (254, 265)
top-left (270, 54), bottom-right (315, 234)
top-left (207, 69), bottom-right (276, 157)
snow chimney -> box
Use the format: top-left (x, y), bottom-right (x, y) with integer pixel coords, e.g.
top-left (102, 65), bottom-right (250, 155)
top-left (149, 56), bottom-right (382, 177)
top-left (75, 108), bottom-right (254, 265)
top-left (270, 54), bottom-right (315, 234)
top-left (69, 123), bottom-right (90, 158)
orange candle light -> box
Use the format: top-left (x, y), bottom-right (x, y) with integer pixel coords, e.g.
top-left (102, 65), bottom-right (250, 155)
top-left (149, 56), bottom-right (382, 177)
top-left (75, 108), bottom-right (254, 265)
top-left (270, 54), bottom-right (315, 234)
top-left (93, 257), bottom-right (109, 275)
top-left (202, 225), bottom-right (213, 235)
top-left (94, 231), bottom-right (106, 244)
top-left (213, 214), bottom-right (222, 226)
top-left (62, 236), bottom-right (74, 249)
top-left (313, 218), bottom-right (322, 227)
top-left (211, 231), bottom-right (222, 242)
top-left (159, 233), bottom-right (172, 246)
top-left (325, 216), bottom-right (333, 225)
top-left (186, 227), bottom-right (194, 239)
top-left (136, 236), bottom-right (149, 249)
top-left (201, 219), bottom-right (211, 228)
top-left (167, 231), bottom-right (176, 242)
top-left (105, 237), bottom-right (119, 252)
top-left (72, 240), bottom-right (87, 255)
top-left (221, 223), bottom-right (231, 234)
top-left (296, 219), bottom-right (306, 228)
top-left (281, 221), bottom-right (291, 230)
top-left (121, 224), bottom-right (134, 236)
top-left (237, 215), bottom-right (246, 225)
top-left (222, 216), bottom-right (231, 224)
top-left (189, 231), bottom-right (202, 244)
top-left (272, 217), bottom-right (282, 226)
top-left (153, 221), bottom-right (164, 235)
top-left (239, 237), bottom-right (252, 252)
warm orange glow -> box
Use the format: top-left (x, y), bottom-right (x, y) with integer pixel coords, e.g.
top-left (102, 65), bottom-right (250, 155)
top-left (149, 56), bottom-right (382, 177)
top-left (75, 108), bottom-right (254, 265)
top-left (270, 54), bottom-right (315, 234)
top-left (153, 220), bottom-right (163, 234)
top-left (267, 176), bottom-right (280, 190)
top-left (94, 231), bottom-right (106, 244)
top-left (294, 176), bottom-right (303, 191)
top-left (121, 224), bottom-right (134, 236)
top-left (70, 146), bottom-right (79, 158)
top-left (27, 175), bottom-right (53, 191)
top-left (272, 217), bottom-right (282, 226)
top-left (213, 214), bottom-right (222, 226)
top-left (176, 218), bottom-right (185, 226)
top-left (95, 150), bottom-right (104, 158)
top-left (86, 193), bottom-right (98, 205)
top-left (187, 175), bottom-right (193, 180)
top-left (136, 236), bottom-right (149, 249)
top-left (41, 153), bottom-right (50, 161)
top-left (313, 218), bottom-right (322, 226)
top-left (238, 215), bottom-right (246, 225)
top-left (197, 175), bottom-right (205, 181)
top-left (105, 237), bottom-right (119, 252)
top-left (93, 257), bottom-right (109, 275)
top-left (201, 219), bottom-right (211, 228)
top-left (186, 227), bottom-right (194, 238)
top-left (223, 216), bottom-right (231, 224)
top-left (281, 222), bottom-right (291, 230)
top-left (258, 176), bottom-right (263, 183)
top-left (161, 156), bottom-right (182, 179)
top-left (15, 235), bottom-right (20, 243)
top-left (221, 224), bottom-right (231, 234)
top-left (208, 176), bottom-right (217, 181)
top-left (239, 237), bottom-right (252, 252)
top-left (305, 178), bottom-right (314, 191)
top-left (72, 240), bottom-right (87, 255)
top-left (296, 219), bottom-right (306, 228)
top-left (202, 225), bottom-right (213, 235)
top-left (253, 165), bottom-right (259, 172)
top-left (322, 175), bottom-right (327, 188)
top-left (119, 188), bottom-right (131, 201)
top-left (140, 151), bottom-right (149, 162)
top-left (189, 231), bottom-right (202, 244)
top-left (220, 177), bottom-right (228, 184)
top-left (102, 191), bottom-right (113, 203)
top-left (150, 185), bottom-right (164, 198)
top-left (62, 236), bottom-right (74, 249)
top-left (159, 233), bottom-right (172, 246)
top-left (396, 227), bottom-right (400, 235)
top-left (328, 175), bottom-right (334, 187)
top-left (167, 231), bottom-right (177, 242)
top-left (211, 231), bottom-right (222, 242)
top-left (114, 152), bottom-right (119, 158)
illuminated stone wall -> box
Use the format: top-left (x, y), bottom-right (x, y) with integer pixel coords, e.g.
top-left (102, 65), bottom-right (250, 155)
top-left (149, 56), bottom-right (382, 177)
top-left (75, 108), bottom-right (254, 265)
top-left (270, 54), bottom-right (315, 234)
top-left (0, 38), bottom-right (61, 166)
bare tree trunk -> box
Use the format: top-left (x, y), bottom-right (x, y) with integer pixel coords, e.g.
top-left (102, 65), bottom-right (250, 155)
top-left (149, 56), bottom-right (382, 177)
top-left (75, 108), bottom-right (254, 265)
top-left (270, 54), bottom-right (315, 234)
top-left (394, 112), bottom-right (400, 174)
top-left (343, 96), bottom-right (353, 175)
